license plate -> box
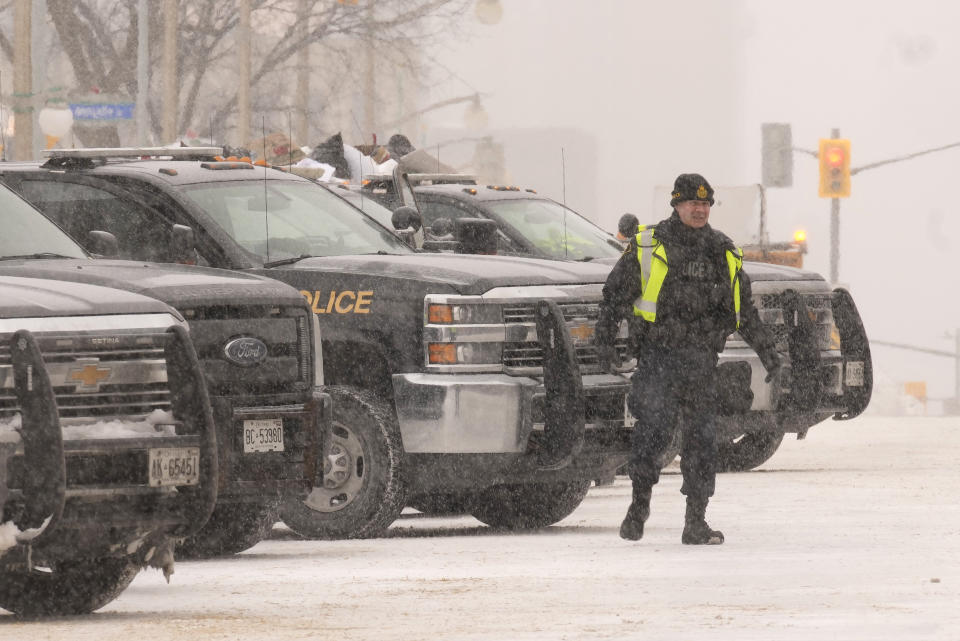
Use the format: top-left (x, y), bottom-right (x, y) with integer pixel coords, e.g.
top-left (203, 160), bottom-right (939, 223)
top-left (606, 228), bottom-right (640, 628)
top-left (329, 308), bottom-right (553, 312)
top-left (845, 361), bottom-right (865, 387)
top-left (243, 418), bottom-right (284, 453)
top-left (149, 447), bottom-right (200, 487)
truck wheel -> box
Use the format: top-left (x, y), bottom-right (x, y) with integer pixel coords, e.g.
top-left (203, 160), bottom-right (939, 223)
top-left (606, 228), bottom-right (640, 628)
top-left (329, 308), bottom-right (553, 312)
top-left (281, 386), bottom-right (405, 539)
top-left (469, 479), bottom-right (591, 529)
top-left (716, 431), bottom-right (785, 472)
top-left (408, 491), bottom-right (476, 515)
top-left (0, 556), bottom-right (138, 617)
top-left (176, 503), bottom-right (277, 559)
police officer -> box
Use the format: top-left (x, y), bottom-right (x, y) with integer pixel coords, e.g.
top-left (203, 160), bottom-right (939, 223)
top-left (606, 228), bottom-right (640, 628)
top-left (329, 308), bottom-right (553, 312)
top-left (594, 173), bottom-right (781, 544)
top-left (616, 213), bottom-right (640, 245)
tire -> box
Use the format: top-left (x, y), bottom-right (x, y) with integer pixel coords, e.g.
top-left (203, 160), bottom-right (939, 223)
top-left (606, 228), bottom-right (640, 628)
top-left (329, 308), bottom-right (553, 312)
top-left (0, 556), bottom-right (139, 617)
top-left (176, 503), bottom-right (277, 559)
top-left (469, 480), bottom-right (592, 530)
top-left (280, 386), bottom-right (406, 539)
top-left (408, 491), bottom-right (476, 515)
top-left (716, 427), bottom-right (785, 472)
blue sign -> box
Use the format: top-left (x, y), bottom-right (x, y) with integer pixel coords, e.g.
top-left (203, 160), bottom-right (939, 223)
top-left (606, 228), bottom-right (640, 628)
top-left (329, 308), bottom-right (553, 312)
top-left (69, 103), bottom-right (135, 121)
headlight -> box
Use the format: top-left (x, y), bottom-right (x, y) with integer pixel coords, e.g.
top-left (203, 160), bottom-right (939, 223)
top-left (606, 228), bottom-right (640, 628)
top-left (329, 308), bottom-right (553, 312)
top-left (423, 294), bottom-right (505, 371)
top-left (426, 303), bottom-right (501, 324)
top-left (427, 342), bottom-right (502, 365)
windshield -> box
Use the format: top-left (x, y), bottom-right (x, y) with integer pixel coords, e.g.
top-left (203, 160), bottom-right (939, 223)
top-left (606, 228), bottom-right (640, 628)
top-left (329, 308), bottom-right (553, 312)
top-left (180, 180), bottom-right (411, 262)
top-left (485, 199), bottom-right (623, 261)
top-left (334, 188), bottom-right (396, 230)
top-left (0, 183), bottom-right (87, 259)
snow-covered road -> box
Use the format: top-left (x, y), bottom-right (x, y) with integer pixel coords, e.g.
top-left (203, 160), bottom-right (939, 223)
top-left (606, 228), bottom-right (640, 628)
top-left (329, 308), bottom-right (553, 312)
top-left (3, 414), bottom-right (958, 640)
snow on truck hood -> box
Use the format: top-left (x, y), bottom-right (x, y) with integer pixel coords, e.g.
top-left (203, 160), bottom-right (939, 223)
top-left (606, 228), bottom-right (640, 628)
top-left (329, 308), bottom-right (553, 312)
top-left (0, 259), bottom-right (306, 308)
top-left (0, 274), bottom-right (174, 319)
top-left (290, 252), bottom-right (615, 295)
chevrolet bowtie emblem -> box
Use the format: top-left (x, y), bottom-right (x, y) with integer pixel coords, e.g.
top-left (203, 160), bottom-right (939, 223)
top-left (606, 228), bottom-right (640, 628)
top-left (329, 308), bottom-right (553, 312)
top-left (69, 364), bottom-right (111, 389)
top-left (569, 323), bottom-right (595, 342)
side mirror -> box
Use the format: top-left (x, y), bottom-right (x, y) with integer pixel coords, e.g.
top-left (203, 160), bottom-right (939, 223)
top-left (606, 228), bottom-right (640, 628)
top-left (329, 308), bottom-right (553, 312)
top-left (87, 230), bottom-right (119, 258)
top-left (455, 218), bottom-right (498, 255)
top-left (391, 205), bottom-right (422, 232)
top-left (171, 224), bottom-right (197, 264)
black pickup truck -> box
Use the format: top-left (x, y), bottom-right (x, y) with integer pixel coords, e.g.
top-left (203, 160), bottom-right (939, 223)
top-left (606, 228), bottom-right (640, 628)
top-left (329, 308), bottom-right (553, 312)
top-left (0, 148), bottom-right (638, 538)
top-left (0, 276), bottom-right (215, 616)
top-left (405, 178), bottom-right (873, 470)
top-left (0, 172), bottom-right (328, 558)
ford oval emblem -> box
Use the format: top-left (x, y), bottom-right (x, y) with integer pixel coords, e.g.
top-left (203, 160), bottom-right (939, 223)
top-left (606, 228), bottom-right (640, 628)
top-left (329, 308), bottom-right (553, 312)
top-left (224, 337), bottom-right (268, 367)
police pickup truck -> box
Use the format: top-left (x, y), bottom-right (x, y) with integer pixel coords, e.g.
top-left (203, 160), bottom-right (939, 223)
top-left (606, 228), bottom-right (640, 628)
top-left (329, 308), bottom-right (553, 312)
top-left (0, 172), bottom-right (327, 557)
top-left (402, 176), bottom-right (873, 471)
top-left (0, 276), bottom-right (215, 616)
top-left (0, 147), bottom-right (636, 538)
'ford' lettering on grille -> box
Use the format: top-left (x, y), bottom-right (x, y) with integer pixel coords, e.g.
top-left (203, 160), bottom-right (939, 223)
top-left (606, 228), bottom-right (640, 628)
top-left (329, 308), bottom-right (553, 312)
top-left (224, 337), bottom-right (268, 366)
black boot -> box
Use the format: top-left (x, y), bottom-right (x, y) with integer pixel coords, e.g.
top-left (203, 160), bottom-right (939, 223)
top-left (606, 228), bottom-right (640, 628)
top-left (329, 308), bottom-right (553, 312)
top-left (619, 484), bottom-right (651, 541)
top-left (681, 497), bottom-right (723, 545)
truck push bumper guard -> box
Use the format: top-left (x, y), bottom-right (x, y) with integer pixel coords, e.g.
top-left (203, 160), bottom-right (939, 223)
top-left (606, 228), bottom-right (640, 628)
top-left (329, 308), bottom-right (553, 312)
top-left (830, 287), bottom-right (872, 420)
top-left (394, 300), bottom-right (592, 467)
top-left (532, 300), bottom-right (585, 469)
top-left (0, 327), bottom-right (219, 559)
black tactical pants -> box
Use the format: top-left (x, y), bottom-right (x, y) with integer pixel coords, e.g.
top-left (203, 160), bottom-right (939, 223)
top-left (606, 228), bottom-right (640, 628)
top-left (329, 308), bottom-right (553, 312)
top-left (626, 346), bottom-right (719, 500)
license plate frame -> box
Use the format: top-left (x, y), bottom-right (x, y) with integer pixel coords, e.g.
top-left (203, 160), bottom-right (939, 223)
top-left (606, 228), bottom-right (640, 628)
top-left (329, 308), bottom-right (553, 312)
top-left (148, 447), bottom-right (200, 487)
top-left (243, 418), bottom-right (285, 453)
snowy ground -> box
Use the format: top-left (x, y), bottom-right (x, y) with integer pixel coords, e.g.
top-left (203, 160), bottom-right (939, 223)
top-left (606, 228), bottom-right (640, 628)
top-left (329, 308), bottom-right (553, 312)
top-left (2, 414), bottom-right (958, 640)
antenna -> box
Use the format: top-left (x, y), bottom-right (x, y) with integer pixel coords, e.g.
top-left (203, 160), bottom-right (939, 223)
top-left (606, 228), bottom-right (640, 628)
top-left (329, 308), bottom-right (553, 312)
top-left (561, 147), bottom-right (567, 259)
top-left (262, 116), bottom-right (270, 262)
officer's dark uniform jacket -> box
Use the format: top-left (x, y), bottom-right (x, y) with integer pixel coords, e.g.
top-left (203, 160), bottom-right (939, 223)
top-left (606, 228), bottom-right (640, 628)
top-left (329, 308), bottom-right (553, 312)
top-left (595, 212), bottom-right (777, 367)
top-left (596, 212), bottom-right (781, 500)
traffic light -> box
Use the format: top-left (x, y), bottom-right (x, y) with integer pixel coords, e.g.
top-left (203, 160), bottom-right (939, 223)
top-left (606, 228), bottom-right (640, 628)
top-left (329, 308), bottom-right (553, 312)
top-left (818, 138), bottom-right (851, 198)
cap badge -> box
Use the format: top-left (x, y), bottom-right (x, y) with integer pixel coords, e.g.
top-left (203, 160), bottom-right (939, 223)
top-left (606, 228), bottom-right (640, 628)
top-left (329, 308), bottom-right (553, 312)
top-left (697, 185), bottom-right (708, 199)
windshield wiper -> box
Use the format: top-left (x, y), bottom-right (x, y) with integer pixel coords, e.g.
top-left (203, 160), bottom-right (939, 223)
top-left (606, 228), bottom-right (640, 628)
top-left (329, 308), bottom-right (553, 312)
top-left (0, 252), bottom-right (77, 261)
top-left (577, 256), bottom-right (596, 262)
top-left (262, 254), bottom-right (316, 268)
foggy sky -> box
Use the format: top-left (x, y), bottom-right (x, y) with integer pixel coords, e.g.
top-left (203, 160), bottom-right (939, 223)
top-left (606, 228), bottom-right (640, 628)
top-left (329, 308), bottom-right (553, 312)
top-left (427, 0), bottom-right (960, 402)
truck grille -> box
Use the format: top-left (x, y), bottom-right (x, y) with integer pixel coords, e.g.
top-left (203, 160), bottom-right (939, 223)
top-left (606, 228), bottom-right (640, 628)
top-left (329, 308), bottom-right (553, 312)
top-left (185, 304), bottom-right (312, 394)
top-left (752, 292), bottom-right (837, 351)
top-left (501, 302), bottom-right (629, 372)
top-left (0, 331), bottom-right (172, 419)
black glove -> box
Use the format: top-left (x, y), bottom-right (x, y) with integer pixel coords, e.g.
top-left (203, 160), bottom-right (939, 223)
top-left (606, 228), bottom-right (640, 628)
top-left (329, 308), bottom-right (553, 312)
top-left (595, 344), bottom-right (621, 374)
top-left (762, 352), bottom-right (783, 383)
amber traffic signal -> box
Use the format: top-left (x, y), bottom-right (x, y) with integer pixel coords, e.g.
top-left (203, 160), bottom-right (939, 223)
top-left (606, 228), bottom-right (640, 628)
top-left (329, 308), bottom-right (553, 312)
top-left (818, 138), bottom-right (851, 198)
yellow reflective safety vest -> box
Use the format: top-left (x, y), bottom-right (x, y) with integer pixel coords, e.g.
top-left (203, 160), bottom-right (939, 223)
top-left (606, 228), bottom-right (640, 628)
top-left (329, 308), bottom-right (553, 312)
top-left (631, 225), bottom-right (743, 328)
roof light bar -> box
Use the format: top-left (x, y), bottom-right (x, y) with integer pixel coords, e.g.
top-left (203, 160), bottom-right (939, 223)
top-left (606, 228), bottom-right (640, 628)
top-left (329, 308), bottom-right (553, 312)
top-left (43, 147), bottom-right (223, 160)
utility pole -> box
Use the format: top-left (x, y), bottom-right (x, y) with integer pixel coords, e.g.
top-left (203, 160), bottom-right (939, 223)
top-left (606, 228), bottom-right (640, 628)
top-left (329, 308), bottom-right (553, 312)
top-left (362, 2), bottom-right (375, 144)
top-left (161, 0), bottom-right (177, 143)
top-left (295, 0), bottom-right (310, 145)
top-left (136, 0), bottom-right (149, 145)
top-left (30, 0), bottom-right (46, 155)
top-left (13, 0), bottom-right (33, 161)
top-left (830, 127), bottom-right (840, 284)
top-left (237, 0), bottom-right (251, 146)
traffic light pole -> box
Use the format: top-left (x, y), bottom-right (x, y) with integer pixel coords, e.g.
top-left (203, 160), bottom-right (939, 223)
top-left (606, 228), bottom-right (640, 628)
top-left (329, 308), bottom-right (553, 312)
top-left (830, 127), bottom-right (840, 284)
